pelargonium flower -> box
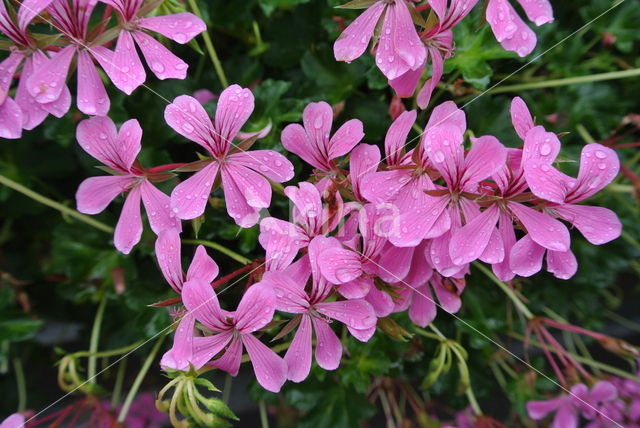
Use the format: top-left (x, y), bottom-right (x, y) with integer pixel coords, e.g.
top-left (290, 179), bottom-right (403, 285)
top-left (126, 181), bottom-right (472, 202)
top-left (96, 0), bottom-right (206, 94)
top-left (259, 181), bottom-right (345, 271)
top-left (75, 116), bottom-right (181, 254)
top-left (333, 0), bottom-right (426, 81)
top-left (180, 279), bottom-right (287, 393)
top-left (166, 85), bottom-right (295, 226)
top-left (486, 0), bottom-right (554, 57)
top-left (262, 241), bottom-right (377, 382)
top-left (281, 101), bottom-right (364, 176)
top-left (0, 413), bottom-right (24, 428)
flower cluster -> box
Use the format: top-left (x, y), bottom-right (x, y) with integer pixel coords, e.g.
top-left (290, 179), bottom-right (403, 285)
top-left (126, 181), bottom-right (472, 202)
top-left (0, 0), bottom-right (205, 139)
top-left (334, 0), bottom-right (554, 107)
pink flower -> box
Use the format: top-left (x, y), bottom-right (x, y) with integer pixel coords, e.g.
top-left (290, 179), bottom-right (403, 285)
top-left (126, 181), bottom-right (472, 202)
top-left (281, 101), bottom-right (364, 174)
top-left (0, 413), bottom-right (24, 428)
top-left (262, 239), bottom-right (377, 382)
top-left (333, 0), bottom-right (426, 80)
top-left (120, 392), bottom-right (167, 428)
top-left (486, 0), bottom-right (554, 57)
top-left (166, 85), bottom-right (295, 226)
top-left (180, 279), bottom-right (287, 393)
top-left (96, 0), bottom-right (206, 94)
top-left (75, 116), bottom-right (181, 254)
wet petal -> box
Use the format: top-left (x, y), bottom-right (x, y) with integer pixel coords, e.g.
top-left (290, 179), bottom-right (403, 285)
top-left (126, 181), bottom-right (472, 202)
top-left (509, 234), bottom-right (545, 277)
top-left (546, 248), bottom-right (577, 280)
top-left (106, 31), bottom-right (146, 95)
top-left (510, 96), bottom-right (534, 140)
top-left (133, 31), bottom-right (189, 80)
top-left (234, 282), bottom-right (276, 333)
top-left (140, 180), bottom-right (181, 235)
top-left (187, 245), bottom-right (219, 283)
top-left (76, 175), bottom-right (134, 215)
top-left (243, 334), bottom-right (287, 393)
top-left (228, 150), bottom-right (295, 183)
top-left (76, 50), bottom-right (110, 115)
top-left (137, 12), bottom-right (206, 44)
top-left (318, 247), bottom-right (363, 284)
top-left (182, 278), bottom-right (225, 331)
top-left (554, 204), bottom-right (621, 245)
top-left (312, 316), bottom-right (342, 370)
top-left (164, 94), bottom-right (215, 152)
top-left (333, 1), bottom-right (386, 62)
top-left (449, 205), bottom-right (500, 265)
top-left (328, 119), bottom-right (364, 159)
top-left (509, 202), bottom-right (570, 252)
top-left (315, 299), bottom-right (376, 330)
top-left (571, 143), bottom-right (619, 202)
top-left (215, 84), bottom-right (254, 145)
top-left (170, 161), bottom-right (219, 220)
top-left (154, 228), bottom-right (184, 292)
top-left (283, 315), bottom-right (313, 382)
top-left (27, 45), bottom-right (74, 104)
top-left (114, 185), bottom-right (143, 254)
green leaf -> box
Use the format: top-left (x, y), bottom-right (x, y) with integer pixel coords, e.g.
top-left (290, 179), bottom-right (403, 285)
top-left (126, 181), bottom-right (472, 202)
top-left (0, 317), bottom-right (43, 341)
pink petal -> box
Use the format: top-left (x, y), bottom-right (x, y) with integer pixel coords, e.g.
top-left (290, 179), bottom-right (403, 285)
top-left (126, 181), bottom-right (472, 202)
top-left (214, 84), bottom-right (254, 144)
top-left (76, 116), bottom-right (141, 172)
top-left (337, 277), bottom-right (371, 299)
top-left (554, 204), bottom-right (621, 245)
top-left (285, 181), bottom-right (324, 232)
top-left (139, 180), bottom-right (181, 235)
top-left (426, 101), bottom-right (466, 133)
top-left (423, 124), bottom-right (465, 188)
top-left (211, 337), bottom-right (243, 376)
top-left (333, 1), bottom-right (386, 62)
top-left (416, 47), bottom-right (443, 109)
top-left (40, 84), bottom-right (71, 118)
top-left (429, 231), bottom-right (465, 277)
top-left (589, 381), bottom-right (618, 403)
top-left (384, 110), bottom-right (416, 166)
top-left (263, 271), bottom-right (308, 313)
top-left (133, 31), bottom-right (188, 80)
top-left (347, 325), bottom-right (376, 342)
top-left (389, 64), bottom-right (423, 98)
top-left (186, 245), bottom-right (219, 283)
top-left (106, 31), bottom-right (146, 95)
top-left (234, 282), bottom-right (276, 333)
top-left (259, 217), bottom-right (307, 272)
top-left (515, 0), bottom-right (553, 26)
top-left (408, 285), bottom-right (436, 327)
top-left (312, 316), bottom-right (342, 370)
top-left (301, 101), bottom-right (334, 163)
top-left (154, 228), bottom-right (184, 292)
top-left (328, 119), bottom-right (364, 159)
top-left (189, 332), bottom-right (233, 370)
top-left (27, 45), bottom-right (75, 103)
top-left (552, 404), bottom-right (578, 428)
top-left (479, 226), bottom-right (505, 265)
top-left (359, 169), bottom-right (412, 203)
top-left (546, 248), bottom-right (577, 280)
top-left (461, 136), bottom-right (507, 189)
top-left (0, 413), bottom-right (25, 428)
top-left (160, 313), bottom-right (194, 370)
top-left (114, 185), bottom-right (143, 254)
top-left (281, 123), bottom-right (326, 171)
top-left (182, 278), bottom-right (226, 331)
top-left (527, 398), bottom-right (563, 420)
top-left (221, 163), bottom-right (270, 221)
top-left (242, 334), bottom-right (287, 393)
top-left (492, 212), bottom-right (517, 281)
top-left (0, 97), bottom-right (22, 139)
top-left (375, 7), bottom-right (410, 80)
top-left (365, 286), bottom-right (394, 317)
top-left (318, 247), bottom-right (363, 284)
top-left (284, 315), bottom-right (313, 382)
top-left (390, 192), bottom-right (450, 248)
top-left (17, 0), bottom-right (55, 30)
top-left (76, 176), bottom-right (135, 215)
top-left (76, 50), bottom-right (109, 115)
top-left (486, 0), bottom-right (537, 57)
top-left (432, 276), bottom-right (462, 313)
top-left (0, 50), bottom-right (24, 105)
top-left (377, 243), bottom-right (413, 283)
top-left (227, 150), bottom-right (295, 183)
top-left (164, 95), bottom-right (216, 152)
top-left (137, 12), bottom-right (206, 44)
top-left (510, 96), bottom-right (534, 140)
top-left (571, 143), bottom-right (619, 202)
top-left (315, 299), bottom-right (376, 330)
top-left (509, 234), bottom-right (545, 277)
top-left (391, 0), bottom-right (425, 68)
top-left (350, 144), bottom-right (381, 201)
top-left (509, 202), bottom-right (570, 252)
top-left (15, 55), bottom-right (48, 131)
top-left (449, 205), bottom-right (500, 265)
top-left (170, 161), bottom-right (219, 220)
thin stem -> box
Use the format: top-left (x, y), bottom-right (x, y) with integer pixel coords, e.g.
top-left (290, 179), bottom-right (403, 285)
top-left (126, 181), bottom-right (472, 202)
top-left (465, 386), bottom-right (482, 416)
top-left (117, 333), bottom-right (167, 423)
top-left (183, 239), bottom-right (251, 265)
top-left (111, 358), bottom-right (127, 407)
top-left (0, 174), bottom-right (113, 233)
top-left (187, 0), bottom-right (229, 88)
top-left (473, 262), bottom-right (534, 320)
top-left (88, 293), bottom-right (108, 382)
top-left (258, 400), bottom-right (270, 428)
top-left (489, 68), bottom-right (640, 94)
top-left (222, 374), bottom-right (232, 404)
top-left (13, 358), bottom-right (26, 412)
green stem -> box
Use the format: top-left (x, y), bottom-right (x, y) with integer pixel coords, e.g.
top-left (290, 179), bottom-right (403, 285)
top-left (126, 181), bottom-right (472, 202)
top-left (70, 340), bottom-right (144, 358)
top-left (473, 262), bottom-right (534, 320)
top-left (222, 374), bottom-right (232, 404)
top-left (258, 400), bottom-right (270, 428)
top-left (183, 239), bottom-right (251, 265)
top-left (111, 358), bottom-right (127, 407)
top-left (88, 293), bottom-right (108, 382)
top-left (187, 0), bottom-right (229, 88)
top-left (465, 386), bottom-right (482, 416)
top-left (489, 68), bottom-right (640, 94)
top-left (576, 124), bottom-right (596, 144)
top-left (13, 358), bottom-right (26, 412)
top-left (117, 333), bottom-right (167, 423)
top-left (0, 174), bottom-right (113, 233)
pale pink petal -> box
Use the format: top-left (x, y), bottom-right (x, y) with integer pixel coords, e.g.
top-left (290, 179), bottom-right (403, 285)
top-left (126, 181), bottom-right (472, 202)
top-left (479, 226), bottom-right (505, 265)
top-left (426, 101), bottom-right (466, 133)
top-left (515, 0), bottom-right (553, 26)
top-left (347, 325), bottom-right (376, 342)
top-left (234, 282), bottom-right (276, 333)
top-left (219, 167), bottom-right (261, 228)
top-left (170, 161), bottom-right (219, 220)
top-left (76, 116), bottom-right (141, 172)
top-left (510, 96), bottom-right (534, 140)
top-left (301, 102), bottom-right (333, 164)
top-left (570, 144), bottom-right (619, 202)
top-left (285, 181), bottom-right (324, 232)
top-left (312, 316), bottom-right (342, 370)
top-left (114, 185), bottom-right (143, 254)
top-left (359, 169), bottom-right (412, 203)
top-left (486, 0), bottom-right (536, 57)
top-left (164, 95), bottom-right (216, 152)
top-left (429, 231), bottom-right (465, 277)
top-left (377, 243), bottom-right (413, 283)
top-left (315, 299), bottom-right (376, 330)
top-left (281, 123), bottom-right (326, 171)
top-left (432, 276), bottom-right (462, 313)
top-left (133, 31), bottom-right (188, 80)
top-left (390, 64), bottom-right (423, 98)
top-left (390, 192), bottom-right (450, 248)
top-left (76, 176), bottom-right (134, 215)
top-left (15, 55), bottom-right (48, 131)
top-left (509, 234), bottom-right (545, 277)
top-left (106, 31), bottom-right (146, 95)
top-left (259, 217), bottom-right (307, 272)
top-left (366, 286), bottom-right (394, 317)
top-left (328, 119), bottom-right (364, 159)
top-left (554, 204), bottom-right (621, 245)
top-left (263, 271), bottom-right (308, 313)
top-left (375, 7), bottom-right (410, 80)
top-left (227, 150), bottom-right (295, 183)
top-left (17, 0), bottom-right (54, 29)
top-left (333, 1), bottom-right (386, 62)
top-left (384, 110), bottom-right (416, 166)
top-left (154, 228), bottom-right (183, 292)
top-left (284, 315), bottom-right (313, 382)
top-left (242, 334), bottom-right (287, 392)
top-left (337, 277), bottom-right (371, 299)
top-left (394, 0), bottom-right (426, 67)
top-left (492, 212), bottom-right (517, 281)
top-left (214, 84), bottom-right (254, 144)
top-left (461, 136), bottom-right (507, 189)
top-left (527, 398), bottom-right (563, 420)
top-left (408, 285), bottom-right (436, 327)
top-left (139, 180), bottom-right (181, 235)
top-left (449, 205), bottom-right (500, 265)
top-left (137, 12), bottom-right (206, 44)
top-left (0, 97), bottom-right (22, 139)
top-left (76, 50), bottom-right (109, 115)
top-left (0, 50), bottom-right (24, 105)
top-left (181, 278), bottom-right (226, 331)
top-left (318, 247), bottom-right (363, 284)
top-left (0, 413), bottom-right (25, 428)
top-left (221, 163), bottom-right (271, 213)
top-left (27, 45), bottom-right (75, 103)
top-left (423, 124), bottom-right (465, 188)
top-left (189, 332), bottom-right (233, 370)
top-left (546, 249), bottom-right (577, 280)
top-left (186, 245), bottom-right (219, 283)
top-left (416, 47), bottom-right (443, 109)
top-left (160, 313), bottom-right (194, 370)
top-left (509, 202), bottom-right (570, 252)
top-left (350, 144), bottom-right (381, 201)
top-left (40, 84), bottom-right (71, 118)
top-left (211, 337), bottom-right (243, 376)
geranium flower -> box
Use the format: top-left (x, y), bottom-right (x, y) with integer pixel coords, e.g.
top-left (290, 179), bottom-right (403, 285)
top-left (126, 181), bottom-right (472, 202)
top-left (0, 413), bottom-right (24, 428)
top-left (166, 85), bottom-right (294, 226)
top-left (75, 116), bottom-right (181, 254)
